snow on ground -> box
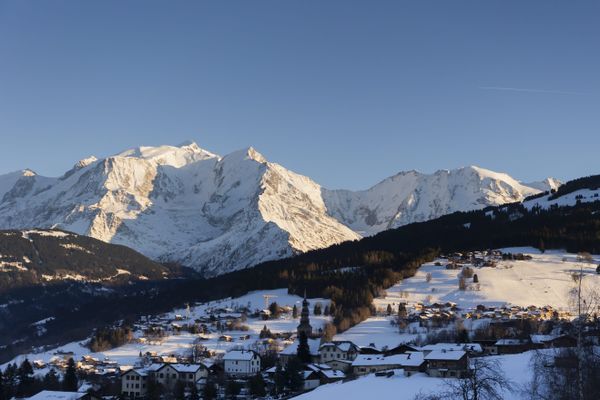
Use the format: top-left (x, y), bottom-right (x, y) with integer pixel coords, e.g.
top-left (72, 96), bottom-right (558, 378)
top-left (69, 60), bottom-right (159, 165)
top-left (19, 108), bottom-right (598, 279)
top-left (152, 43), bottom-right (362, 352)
top-left (2, 289), bottom-right (331, 374)
top-left (523, 188), bottom-right (600, 210)
top-left (336, 248), bottom-right (600, 349)
top-left (294, 351), bottom-right (534, 400)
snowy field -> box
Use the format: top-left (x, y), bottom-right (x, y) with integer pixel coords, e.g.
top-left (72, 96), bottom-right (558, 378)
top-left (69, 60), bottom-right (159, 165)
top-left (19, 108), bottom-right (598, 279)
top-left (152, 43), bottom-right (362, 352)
top-left (2, 289), bottom-right (331, 373)
top-left (336, 248), bottom-right (600, 348)
top-left (294, 351), bottom-right (534, 400)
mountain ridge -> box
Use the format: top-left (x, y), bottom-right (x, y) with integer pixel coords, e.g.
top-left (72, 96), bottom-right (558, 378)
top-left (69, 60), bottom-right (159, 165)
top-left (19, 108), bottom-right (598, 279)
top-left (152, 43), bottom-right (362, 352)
top-left (0, 142), bottom-right (558, 275)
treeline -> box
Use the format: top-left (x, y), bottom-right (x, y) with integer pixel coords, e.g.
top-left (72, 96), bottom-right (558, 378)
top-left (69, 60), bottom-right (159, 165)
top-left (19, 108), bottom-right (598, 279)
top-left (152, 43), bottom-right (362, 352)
top-left (0, 358), bottom-right (78, 399)
top-left (88, 325), bottom-right (133, 352)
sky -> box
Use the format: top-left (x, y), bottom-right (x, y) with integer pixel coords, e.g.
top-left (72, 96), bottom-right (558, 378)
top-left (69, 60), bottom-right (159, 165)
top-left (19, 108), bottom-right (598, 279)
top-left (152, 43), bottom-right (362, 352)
top-left (0, 1), bottom-right (598, 190)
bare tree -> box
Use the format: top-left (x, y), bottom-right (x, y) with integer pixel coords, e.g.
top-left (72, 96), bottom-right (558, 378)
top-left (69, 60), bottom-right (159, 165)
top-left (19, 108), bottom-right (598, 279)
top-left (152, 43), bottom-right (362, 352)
top-left (444, 357), bottom-right (512, 400)
top-left (426, 272), bottom-right (433, 283)
top-left (415, 357), bottom-right (511, 400)
top-left (570, 253), bottom-right (600, 400)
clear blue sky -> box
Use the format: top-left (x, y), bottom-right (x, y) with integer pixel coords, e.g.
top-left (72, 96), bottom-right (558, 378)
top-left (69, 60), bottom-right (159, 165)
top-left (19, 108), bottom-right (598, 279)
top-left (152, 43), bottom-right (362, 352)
top-left (0, 1), bottom-right (598, 189)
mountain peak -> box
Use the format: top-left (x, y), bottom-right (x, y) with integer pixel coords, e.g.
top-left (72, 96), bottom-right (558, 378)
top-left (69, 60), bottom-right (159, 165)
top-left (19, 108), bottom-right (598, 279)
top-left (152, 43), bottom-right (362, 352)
top-left (115, 142), bottom-right (219, 168)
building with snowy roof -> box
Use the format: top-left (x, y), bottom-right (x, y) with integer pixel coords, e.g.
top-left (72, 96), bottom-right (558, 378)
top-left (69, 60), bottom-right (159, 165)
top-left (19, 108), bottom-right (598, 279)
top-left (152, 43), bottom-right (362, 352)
top-left (223, 350), bottom-right (261, 376)
top-left (424, 350), bottom-right (468, 378)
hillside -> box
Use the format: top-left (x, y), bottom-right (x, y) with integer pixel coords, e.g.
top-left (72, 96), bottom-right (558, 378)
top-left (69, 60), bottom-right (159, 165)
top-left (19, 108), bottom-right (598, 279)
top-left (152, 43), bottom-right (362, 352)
top-left (0, 229), bottom-right (169, 291)
top-left (0, 142), bottom-right (556, 276)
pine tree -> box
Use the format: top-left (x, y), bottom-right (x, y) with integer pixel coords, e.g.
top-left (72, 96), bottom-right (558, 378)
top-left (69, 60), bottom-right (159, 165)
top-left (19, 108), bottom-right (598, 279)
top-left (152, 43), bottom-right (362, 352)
top-left (313, 302), bottom-right (322, 315)
top-left (203, 379), bottom-right (217, 400)
top-left (226, 378), bottom-right (241, 400)
top-left (248, 373), bottom-right (267, 397)
top-left (43, 370), bottom-right (60, 391)
top-left (0, 370), bottom-right (5, 400)
top-left (386, 304), bottom-right (392, 315)
top-left (273, 363), bottom-right (286, 395)
top-left (62, 358), bottom-right (78, 391)
top-left (297, 331), bottom-right (311, 363)
top-left (16, 359), bottom-right (34, 397)
top-left (189, 384), bottom-right (200, 400)
top-left (292, 304), bottom-right (298, 319)
top-left (285, 357), bottom-right (304, 392)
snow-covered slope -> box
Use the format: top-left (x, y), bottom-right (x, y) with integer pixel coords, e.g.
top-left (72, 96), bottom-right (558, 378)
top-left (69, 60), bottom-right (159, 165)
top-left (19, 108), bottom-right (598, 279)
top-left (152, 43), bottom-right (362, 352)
top-left (0, 142), bottom-right (359, 275)
top-left (0, 142), bottom-right (556, 275)
top-left (323, 166), bottom-right (552, 235)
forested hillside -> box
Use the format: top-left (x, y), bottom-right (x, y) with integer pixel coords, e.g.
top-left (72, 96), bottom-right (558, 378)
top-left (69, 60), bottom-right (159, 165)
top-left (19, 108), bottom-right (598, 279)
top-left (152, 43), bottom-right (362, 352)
top-left (1, 176), bottom-right (599, 363)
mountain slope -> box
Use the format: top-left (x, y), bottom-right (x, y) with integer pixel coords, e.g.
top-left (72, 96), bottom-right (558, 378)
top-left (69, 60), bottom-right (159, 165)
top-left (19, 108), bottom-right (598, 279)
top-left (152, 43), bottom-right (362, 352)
top-left (0, 142), bottom-right (556, 275)
top-left (0, 229), bottom-right (168, 291)
top-left (0, 143), bottom-right (359, 276)
top-left (322, 166), bottom-right (558, 235)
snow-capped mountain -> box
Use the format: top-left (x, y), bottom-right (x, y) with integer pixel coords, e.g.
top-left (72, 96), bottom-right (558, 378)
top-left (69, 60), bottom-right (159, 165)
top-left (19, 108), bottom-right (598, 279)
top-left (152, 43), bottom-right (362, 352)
top-left (322, 166), bottom-right (560, 235)
top-left (0, 142), bottom-right (557, 275)
top-left (0, 142), bottom-right (359, 275)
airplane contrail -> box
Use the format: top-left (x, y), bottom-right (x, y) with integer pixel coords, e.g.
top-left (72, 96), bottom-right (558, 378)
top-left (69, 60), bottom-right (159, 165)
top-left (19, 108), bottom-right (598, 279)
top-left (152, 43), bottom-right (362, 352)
top-left (479, 86), bottom-right (586, 95)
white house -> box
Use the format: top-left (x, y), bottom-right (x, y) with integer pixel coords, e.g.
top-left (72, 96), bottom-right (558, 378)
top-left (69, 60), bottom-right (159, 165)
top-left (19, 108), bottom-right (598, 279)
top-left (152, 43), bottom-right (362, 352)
top-left (223, 350), bottom-right (261, 376)
top-left (121, 368), bottom-right (149, 398)
top-left (121, 363), bottom-right (207, 397)
top-left (319, 341), bottom-right (360, 372)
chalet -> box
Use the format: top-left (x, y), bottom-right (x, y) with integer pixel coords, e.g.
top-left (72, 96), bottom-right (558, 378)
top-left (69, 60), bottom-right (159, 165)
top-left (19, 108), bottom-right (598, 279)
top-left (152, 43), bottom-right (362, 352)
top-left (530, 334), bottom-right (577, 349)
top-left (359, 344), bottom-right (382, 355)
top-left (494, 338), bottom-right (532, 354)
top-left (352, 352), bottom-right (426, 377)
top-left (302, 370), bottom-right (321, 391)
top-left (223, 350), bottom-right (261, 376)
top-left (384, 343), bottom-right (419, 356)
top-left (305, 364), bottom-right (346, 384)
top-left (424, 350), bottom-right (468, 378)
top-left (319, 341), bottom-right (360, 370)
top-left (280, 338), bottom-right (321, 366)
top-left (121, 368), bottom-right (148, 398)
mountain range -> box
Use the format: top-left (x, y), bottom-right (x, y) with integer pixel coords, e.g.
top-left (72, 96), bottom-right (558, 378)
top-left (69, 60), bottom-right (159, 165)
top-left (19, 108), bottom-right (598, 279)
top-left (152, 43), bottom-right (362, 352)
top-left (0, 142), bottom-right (560, 276)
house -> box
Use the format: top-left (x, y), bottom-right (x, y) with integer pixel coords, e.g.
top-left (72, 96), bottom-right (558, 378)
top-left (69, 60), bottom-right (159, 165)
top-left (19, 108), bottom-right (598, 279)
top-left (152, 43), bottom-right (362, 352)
top-left (396, 352), bottom-right (426, 376)
top-left (302, 370), bottom-right (321, 391)
top-left (351, 352), bottom-right (426, 377)
top-left (530, 334), bottom-right (577, 349)
top-left (494, 338), bottom-right (532, 354)
top-left (279, 338), bottom-right (321, 366)
top-left (305, 364), bottom-right (346, 384)
top-left (419, 343), bottom-right (482, 355)
top-left (24, 391), bottom-right (100, 400)
top-left (424, 350), bottom-right (468, 378)
top-left (223, 350), bottom-right (261, 376)
top-left (121, 368), bottom-right (149, 398)
top-left (384, 344), bottom-right (419, 356)
top-left (352, 355), bottom-right (398, 376)
top-left (319, 341), bottom-right (360, 371)
top-left (121, 363), bottom-right (208, 397)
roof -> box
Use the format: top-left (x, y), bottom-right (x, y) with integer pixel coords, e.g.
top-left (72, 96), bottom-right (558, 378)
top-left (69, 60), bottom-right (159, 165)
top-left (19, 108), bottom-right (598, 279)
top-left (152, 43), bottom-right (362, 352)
top-left (280, 338), bottom-right (321, 356)
top-left (319, 369), bottom-right (346, 379)
top-left (170, 363), bottom-right (205, 373)
top-left (319, 341), bottom-right (357, 352)
top-left (351, 353), bottom-right (426, 368)
top-left (351, 355), bottom-right (389, 367)
top-left (26, 391), bottom-right (88, 400)
top-left (223, 350), bottom-right (257, 361)
top-left (419, 343), bottom-right (481, 353)
top-left (495, 339), bottom-right (529, 346)
top-left (424, 350), bottom-right (466, 361)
